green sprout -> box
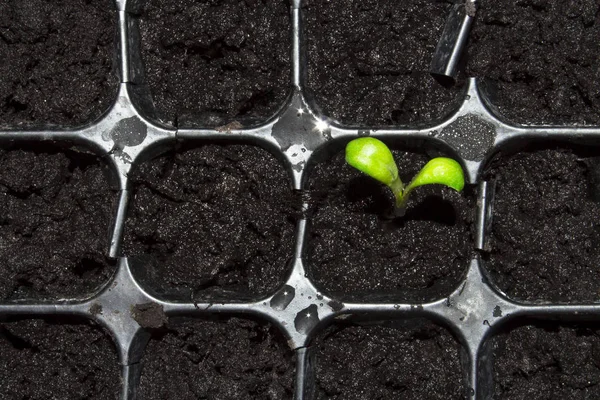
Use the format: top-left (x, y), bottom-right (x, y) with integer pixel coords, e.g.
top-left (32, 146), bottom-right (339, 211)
top-left (345, 137), bottom-right (465, 217)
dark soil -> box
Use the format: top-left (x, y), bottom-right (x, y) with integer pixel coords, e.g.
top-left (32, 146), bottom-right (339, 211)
top-left (484, 147), bottom-right (600, 303)
top-left (491, 322), bottom-right (600, 399)
top-left (0, 147), bottom-right (116, 301)
top-left (0, 0), bottom-right (118, 128)
top-left (0, 318), bottom-right (120, 399)
top-left (138, 317), bottom-right (295, 399)
top-left (132, 302), bottom-right (168, 329)
top-left (305, 0), bottom-right (463, 127)
top-left (467, 0), bottom-right (600, 125)
top-left (314, 319), bottom-right (466, 399)
top-left (307, 149), bottom-right (473, 302)
top-left (138, 0), bottom-right (290, 127)
top-left (123, 144), bottom-right (298, 301)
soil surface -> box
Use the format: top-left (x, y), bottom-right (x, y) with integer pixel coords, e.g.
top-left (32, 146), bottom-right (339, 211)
top-left (138, 317), bottom-right (295, 399)
top-left (491, 322), bottom-right (600, 399)
top-left (305, 0), bottom-right (463, 126)
top-left (314, 319), bottom-right (466, 399)
top-left (138, 0), bottom-right (290, 127)
top-left (0, 318), bottom-right (120, 399)
top-left (123, 144), bottom-right (298, 301)
top-left (307, 149), bottom-right (473, 302)
top-left (131, 302), bottom-right (168, 329)
top-left (0, 0), bottom-right (118, 128)
top-left (467, 0), bottom-right (600, 125)
top-left (0, 147), bottom-right (116, 301)
top-left (484, 147), bottom-right (600, 303)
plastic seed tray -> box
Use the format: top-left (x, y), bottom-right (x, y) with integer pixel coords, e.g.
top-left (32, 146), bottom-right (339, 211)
top-left (2, 0), bottom-right (600, 399)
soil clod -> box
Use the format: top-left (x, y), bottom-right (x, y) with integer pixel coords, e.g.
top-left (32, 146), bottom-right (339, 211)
top-left (132, 302), bottom-right (168, 329)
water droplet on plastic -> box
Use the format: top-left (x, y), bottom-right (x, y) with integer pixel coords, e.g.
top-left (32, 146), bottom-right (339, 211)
top-left (294, 304), bottom-right (319, 334)
top-left (269, 285), bottom-right (295, 311)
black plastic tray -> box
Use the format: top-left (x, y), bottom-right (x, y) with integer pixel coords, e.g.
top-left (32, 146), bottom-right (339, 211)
top-left (2, 0), bottom-right (600, 398)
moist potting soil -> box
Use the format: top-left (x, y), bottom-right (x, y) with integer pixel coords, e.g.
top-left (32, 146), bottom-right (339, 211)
top-left (0, 147), bottom-right (116, 301)
top-left (314, 319), bottom-right (466, 400)
top-left (307, 149), bottom-right (473, 303)
top-left (484, 147), bottom-right (600, 303)
top-left (0, 0), bottom-right (118, 127)
top-left (305, 0), bottom-right (463, 126)
top-left (139, 0), bottom-right (291, 127)
top-left (0, 318), bottom-right (120, 399)
top-left (467, 0), bottom-right (600, 125)
top-left (491, 321), bottom-right (600, 399)
top-left (138, 317), bottom-right (296, 399)
top-left (123, 144), bottom-right (299, 301)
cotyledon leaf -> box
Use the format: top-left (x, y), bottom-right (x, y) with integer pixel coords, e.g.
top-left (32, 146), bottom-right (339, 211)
top-left (405, 157), bottom-right (465, 193)
top-left (345, 137), bottom-right (400, 187)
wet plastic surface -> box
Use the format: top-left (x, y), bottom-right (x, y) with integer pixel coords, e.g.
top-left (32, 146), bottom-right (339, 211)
top-left (2, 0), bottom-right (600, 399)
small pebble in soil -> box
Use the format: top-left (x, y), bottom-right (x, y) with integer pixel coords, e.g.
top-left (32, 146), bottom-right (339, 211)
top-left (123, 144), bottom-right (299, 301)
top-left (0, 0), bottom-right (118, 127)
top-left (0, 318), bottom-right (120, 399)
top-left (307, 149), bottom-right (473, 302)
top-left (305, 0), bottom-right (463, 126)
top-left (138, 317), bottom-right (295, 399)
top-left (484, 147), bottom-right (600, 303)
top-left (138, 0), bottom-right (290, 127)
top-left (0, 147), bottom-right (116, 301)
top-left (89, 302), bottom-right (103, 316)
top-left (131, 302), bottom-right (168, 329)
top-left (491, 321), bottom-right (600, 399)
top-left (314, 319), bottom-right (466, 399)
top-left (467, 0), bottom-right (600, 125)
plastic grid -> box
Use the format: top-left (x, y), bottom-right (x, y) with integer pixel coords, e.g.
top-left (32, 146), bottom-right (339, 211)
top-left (2, 0), bottom-right (600, 398)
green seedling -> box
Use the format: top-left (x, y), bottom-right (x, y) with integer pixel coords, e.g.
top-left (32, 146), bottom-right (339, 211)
top-left (345, 137), bottom-right (465, 216)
